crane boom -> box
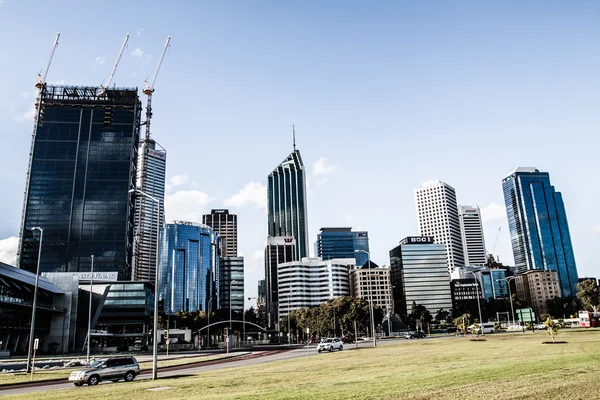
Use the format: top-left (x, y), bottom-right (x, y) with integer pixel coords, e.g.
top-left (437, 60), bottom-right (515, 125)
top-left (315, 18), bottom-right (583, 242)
top-left (100, 33), bottom-right (130, 96)
top-left (491, 225), bottom-right (502, 255)
top-left (35, 32), bottom-right (60, 90)
top-left (143, 36), bottom-right (171, 140)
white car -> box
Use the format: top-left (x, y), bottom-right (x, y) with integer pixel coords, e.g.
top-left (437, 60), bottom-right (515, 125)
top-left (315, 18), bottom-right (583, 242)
top-left (317, 337), bottom-right (343, 353)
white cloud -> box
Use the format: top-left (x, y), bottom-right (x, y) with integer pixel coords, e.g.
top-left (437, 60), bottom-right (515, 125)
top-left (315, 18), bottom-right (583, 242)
top-left (18, 91), bottom-right (30, 98)
top-left (137, 28), bottom-right (144, 36)
top-left (164, 190), bottom-right (214, 223)
top-left (224, 182), bottom-right (267, 210)
top-left (13, 107), bottom-right (36, 122)
top-left (585, 226), bottom-right (600, 237)
top-left (131, 48), bottom-right (144, 58)
top-left (313, 157), bottom-right (339, 176)
top-left (92, 55), bottom-right (105, 69)
top-left (252, 249), bottom-right (263, 261)
top-left (481, 203), bottom-right (506, 223)
top-left (0, 237), bottom-right (18, 266)
top-left (166, 174), bottom-right (190, 193)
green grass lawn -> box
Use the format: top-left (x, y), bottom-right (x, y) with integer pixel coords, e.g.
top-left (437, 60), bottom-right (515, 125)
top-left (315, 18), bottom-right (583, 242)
top-left (8, 329), bottom-right (600, 400)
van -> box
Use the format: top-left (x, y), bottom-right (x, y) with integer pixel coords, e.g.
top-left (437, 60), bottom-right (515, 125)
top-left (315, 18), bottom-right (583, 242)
top-left (468, 322), bottom-right (495, 334)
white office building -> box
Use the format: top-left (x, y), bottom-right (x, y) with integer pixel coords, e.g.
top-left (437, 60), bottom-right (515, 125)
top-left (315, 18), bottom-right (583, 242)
top-left (277, 257), bottom-right (354, 317)
top-left (458, 205), bottom-right (487, 266)
top-left (415, 180), bottom-right (464, 272)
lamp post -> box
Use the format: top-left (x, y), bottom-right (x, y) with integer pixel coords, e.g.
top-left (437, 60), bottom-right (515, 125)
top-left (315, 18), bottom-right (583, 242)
top-left (229, 279), bottom-right (237, 352)
top-left (355, 250), bottom-right (376, 347)
top-left (26, 227), bottom-right (43, 373)
top-left (207, 297), bottom-right (213, 349)
top-left (468, 271), bottom-right (484, 336)
top-left (129, 189), bottom-right (161, 380)
top-left (497, 276), bottom-right (517, 327)
top-left (87, 255), bottom-right (94, 364)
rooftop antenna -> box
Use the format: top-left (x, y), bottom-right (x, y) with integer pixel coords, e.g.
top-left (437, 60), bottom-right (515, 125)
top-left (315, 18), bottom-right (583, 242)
top-left (99, 33), bottom-right (130, 97)
top-left (293, 125), bottom-right (296, 151)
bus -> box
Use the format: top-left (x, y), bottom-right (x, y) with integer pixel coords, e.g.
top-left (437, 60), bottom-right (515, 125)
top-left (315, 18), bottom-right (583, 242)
top-left (578, 311), bottom-right (600, 328)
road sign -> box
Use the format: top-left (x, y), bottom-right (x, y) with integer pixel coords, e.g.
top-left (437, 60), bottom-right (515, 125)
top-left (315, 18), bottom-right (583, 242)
top-left (516, 308), bottom-right (535, 323)
top-left (33, 339), bottom-right (39, 350)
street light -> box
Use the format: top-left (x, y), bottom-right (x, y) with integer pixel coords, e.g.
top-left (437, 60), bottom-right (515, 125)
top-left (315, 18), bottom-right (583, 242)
top-left (129, 189), bottom-right (161, 380)
top-left (87, 255), bottom-right (94, 363)
top-left (26, 227), bottom-right (43, 373)
top-left (207, 297), bottom-right (213, 349)
top-left (497, 276), bottom-right (517, 327)
top-left (355, 249), bottom-right (376, 347)
top-left (467, 271), bottom-right (484, 336)
top-left (229, 279), bottom-right (237, 352)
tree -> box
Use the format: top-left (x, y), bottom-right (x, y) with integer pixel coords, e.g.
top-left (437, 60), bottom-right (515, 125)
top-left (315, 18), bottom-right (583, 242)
top-left (435, 308), bottom-right (450, 323)
top-left (577, 279), bottom-right (599, 313)
top-left (453, 313), bottom-right (470, 336)
top-left (544, 317), bottom-right (560, 343)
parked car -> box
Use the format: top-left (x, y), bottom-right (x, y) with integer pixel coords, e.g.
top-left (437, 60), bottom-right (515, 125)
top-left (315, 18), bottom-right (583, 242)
top-left (68, 357), bottom-right (140, 386)
top-left (404, 331), bottom-right (427, 339)
top-left (317, 337), bottom-right (343, 353)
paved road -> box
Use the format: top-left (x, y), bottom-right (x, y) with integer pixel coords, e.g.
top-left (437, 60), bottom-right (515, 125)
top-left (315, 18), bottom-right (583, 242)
top-left (0, 336), bottom-right (445, 397)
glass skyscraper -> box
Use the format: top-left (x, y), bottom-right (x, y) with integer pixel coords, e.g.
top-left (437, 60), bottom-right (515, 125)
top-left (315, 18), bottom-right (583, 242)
top-left (220, 256), bottom-right (244, 313)
top-left (267, 150), bottom-right (309, 260)
top-left (158, 222), bottom-right (221, 315)
top-left (315, 227), bottom-right (370, 267)
top-left (502, 168), bottom-right (579, 297)
top-left (18, 85), bottom-right (141, 279)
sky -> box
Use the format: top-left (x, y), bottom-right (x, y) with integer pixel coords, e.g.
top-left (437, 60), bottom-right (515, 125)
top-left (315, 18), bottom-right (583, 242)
top-left (1, 1), bottom-right (599, 308)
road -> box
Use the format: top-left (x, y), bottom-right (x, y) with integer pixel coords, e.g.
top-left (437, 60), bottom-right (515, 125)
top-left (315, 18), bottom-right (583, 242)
top-left (0, 336), bottom-right (445, 397)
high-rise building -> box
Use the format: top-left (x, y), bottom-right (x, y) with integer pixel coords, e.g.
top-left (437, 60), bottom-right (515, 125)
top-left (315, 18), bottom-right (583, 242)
top-left (203, 209), bottom-right (238, 257)
top-left (278, 257), bottom-right (354, 318)
top-left (389, 236), bottom-right (453, 318)
top-left (264, 236), bottom-right (296, 328)
top-left (415, 181), bottom-right (464, 272)
top-left (18, 85), bottom-right (142, 279)
top-left (350, 262), bottom-right (393, 315)
top-left (451, 266), bottom-right (508, 300)
top-left (458, 205), bottom-right (487, 266)
top-left (158, 221), bottom-right (220, 315)
top-left (514, 270), bottom-right (561, 317)
top-left (502, 168), bottom-right (579, 297)
top-left (220, 257), bottom-right (244, 314)
top-left (132, 138), bottom-right (166, 282)
top-left (315, 227), bottom-right (369, 267)
top-left (267, 149), bottom-right (309, 260)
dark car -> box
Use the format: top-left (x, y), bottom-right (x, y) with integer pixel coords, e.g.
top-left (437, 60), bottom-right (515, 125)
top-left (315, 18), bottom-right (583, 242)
top-left (341, 336), bottom-right (354, 344)
top-left (404, 331), bottom-right (427, 339)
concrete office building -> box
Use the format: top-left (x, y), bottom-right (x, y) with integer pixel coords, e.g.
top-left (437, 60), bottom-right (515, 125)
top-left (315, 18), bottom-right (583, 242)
top-left (514, 270), bottom-right (561, 317)
top-left (415, 181), bottom-right (464, 272)
top-left (350, 262), bottom-right (393, 315)
top-left (502, 168), bottom-right (579, 296)
top-left (458, 205), bottom-right (487, 266)
top-left (203, 209), bottom-right (238, 257)
top-left (389, 236), bottom-right (453, 318)
top-left (277, 257), bottom-right (353, 318)
top-left (264, 236), bottom-right (297, 328)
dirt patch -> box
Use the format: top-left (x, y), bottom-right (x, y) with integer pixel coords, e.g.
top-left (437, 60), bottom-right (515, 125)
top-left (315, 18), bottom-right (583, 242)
top-left (469, 339), bottom-right (488, 342)
top-left (541, 341), bottom-right (568, 344)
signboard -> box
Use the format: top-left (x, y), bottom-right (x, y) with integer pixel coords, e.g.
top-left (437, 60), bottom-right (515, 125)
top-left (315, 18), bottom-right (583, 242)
top-left (174, 220), bottom-right (194, 226)
top-left (358, 233), bottom-right (367, 237)
top-left (148, 149), bottom-right (166, 160)
top-left (400, 236), bottom-right (434, 245)
top-left (283, 238), bottom-right (294, 243)
top-left (33, 339), bottom-right (39, 350)
top-left (516, 308), bottom-right (535, 323)
top-left (212, 209), bottom-right (228, 214)
top-left (73, 272), bottom-right (118, 282)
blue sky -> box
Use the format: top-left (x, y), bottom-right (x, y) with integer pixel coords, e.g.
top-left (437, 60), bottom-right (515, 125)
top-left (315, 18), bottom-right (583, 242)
top-left (1, 1), bottom-right (599, 306)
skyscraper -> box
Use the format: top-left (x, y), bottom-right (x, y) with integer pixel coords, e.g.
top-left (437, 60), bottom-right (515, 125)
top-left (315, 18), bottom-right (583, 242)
top-left (264, 236), bottom-right (296, 328)
top-left (18, 85), bottom-right (142, 279)
top-left (220, 257), bottom-right (244, 314)
top-left (267, 148), bottom-right (309, 260)
top-left (133, 138), bottom-right (166, 282)
top-left (415, 181), bottom-right (464, 271)
top-left (203, 209), bottom-right (238, 257)
top-left (458, 205), bottom-right (487, 266)
top-left (502, 168), bottom-right (579, 297)
top-left (315, 227), bottom-right (370, 267)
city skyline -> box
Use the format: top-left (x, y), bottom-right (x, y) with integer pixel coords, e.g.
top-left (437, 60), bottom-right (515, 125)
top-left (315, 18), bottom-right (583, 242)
top-left (1, 2), bottom-right (599, 307)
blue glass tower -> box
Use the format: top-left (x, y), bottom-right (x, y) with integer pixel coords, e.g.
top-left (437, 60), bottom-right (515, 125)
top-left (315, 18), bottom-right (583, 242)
top-left (502, 168), bottom-right (579, 297)
top-left (315, 228), bottom-right (369, 266)
top-left (158, 222), bottom-right (221, 315)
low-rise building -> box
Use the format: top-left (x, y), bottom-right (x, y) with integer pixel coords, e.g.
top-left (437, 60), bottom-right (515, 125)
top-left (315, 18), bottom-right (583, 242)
top-left (350, 261), bottom-right (393, 315)
top-left (515, 270), bottom-right (561, 317)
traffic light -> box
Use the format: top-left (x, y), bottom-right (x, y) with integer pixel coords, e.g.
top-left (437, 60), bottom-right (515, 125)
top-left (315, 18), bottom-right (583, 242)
top-left (103, 108), bottom-right (113, 126)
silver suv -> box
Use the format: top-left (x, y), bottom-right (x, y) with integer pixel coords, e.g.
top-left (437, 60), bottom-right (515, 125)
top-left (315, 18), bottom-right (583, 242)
top-left (68, 357), bottom-right (140, 386)
top-left (317, 337), bottom-right (343, 353)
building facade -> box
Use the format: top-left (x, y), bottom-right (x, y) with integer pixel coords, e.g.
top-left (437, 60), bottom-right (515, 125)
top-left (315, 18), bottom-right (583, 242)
top-left (203, 209), bottom-right (238, 257)
top-left (315, 227), bottom-right (369, 267)
top-left (277, 257), bottom-right (353, 318)
top-left (502, 168), bottom-right (579, 296)
top-left (458, 205), bottom-right (487, 266)
top-left (220, 257), bottom-right (244, 313)
top-left (350, 263), bottom-right (393, 315)
top-left (133, 138), bottom-right (166, 282)
top-left (451, 266), bottom-right (508, 300)
top-left (389, 236), bottom-right (453, 318)
top-left (415, 181), bottom-right (464, 271)
top-left (264, 236), bottom-right (297, 327)
top-left (18, 85), bottom-right (142, 279)
top-left (158, 222), bottom-right (221, 315)
top-left (267, 150), bottom-right (309, 260)
top-left (514, 270), bottom-right (561, 317)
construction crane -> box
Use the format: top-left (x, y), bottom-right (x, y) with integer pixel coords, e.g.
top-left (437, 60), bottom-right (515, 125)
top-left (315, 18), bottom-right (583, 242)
top-left (99, 33), bottom-right (130, 97)
top-left (34, 32), bottom-right (60, 107)
top-left (489, 225), bottom-right (502, 262)
top-left (143, 35), bottom-right (171, 139)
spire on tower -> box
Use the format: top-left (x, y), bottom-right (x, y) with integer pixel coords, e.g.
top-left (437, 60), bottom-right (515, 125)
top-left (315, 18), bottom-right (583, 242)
top-left (293, 125), bottom-right (296, 151)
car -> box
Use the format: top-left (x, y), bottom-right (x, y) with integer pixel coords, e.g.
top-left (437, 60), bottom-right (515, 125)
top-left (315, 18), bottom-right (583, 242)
top-left (68, 357), bottom-right (140, 386)
top-left (404, 331), bottom-right (427, 339)
top-left (341, 336), bottom-right (354, 344)
top-left (535, 324), bottom-right (547, 330)
top-left (317, 337), bottom-right (343, 353)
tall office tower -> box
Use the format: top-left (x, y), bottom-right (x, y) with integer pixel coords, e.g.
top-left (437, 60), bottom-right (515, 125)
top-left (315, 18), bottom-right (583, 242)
top-left (132, 138), bottom-right (166, 281)
top-left (18, 85), bottom-right (142, 279)
top-left (202, 209), bottom-right (238, 257)
top-left (502, 168), bottom-right (579, 297)
top-left (257, 279), bottom-right (266, 308)
top-left (315, 227), bottom-right (369, 267)
top-left (220, 257), bottom-right (244, 313)
top-left (415, 181), bottom-right (464, 272)
top-left (389, 236), bottom-right (453, 318)
top-left (458, 205), bottom-right (487, 266)
top-left (264, 236), bottom-right (296, 328)
top-left (158, 222), bottom-right (221, 314)
top-left (267, 148), bottom-right (309, 260)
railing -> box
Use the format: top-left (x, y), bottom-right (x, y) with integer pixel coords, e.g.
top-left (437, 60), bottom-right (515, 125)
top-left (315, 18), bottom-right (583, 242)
top-left (0, 295), bottom-right (64, 312)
